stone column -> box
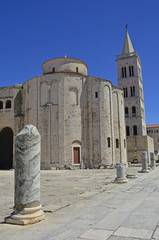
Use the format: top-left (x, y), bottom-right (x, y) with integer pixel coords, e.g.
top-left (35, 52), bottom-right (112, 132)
top-left (5, 125), bottom-right (45, 225)
top-left (141, 151), bottom-right (150, 173)
top-left (114, 163), bottom-right (128, 183)
top-left (150, 152), bottom-right (156, 170)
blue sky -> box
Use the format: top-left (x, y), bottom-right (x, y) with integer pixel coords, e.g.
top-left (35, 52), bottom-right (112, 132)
top-left (0, 0), bottom-right (158, 125)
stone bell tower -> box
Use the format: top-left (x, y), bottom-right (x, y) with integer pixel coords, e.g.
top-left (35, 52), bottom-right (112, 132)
top-left (116, 27), bottom-right (146, 137)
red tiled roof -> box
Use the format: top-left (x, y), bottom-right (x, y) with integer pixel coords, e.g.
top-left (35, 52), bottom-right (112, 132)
top-left (146, 124), bottom-right (159, 128)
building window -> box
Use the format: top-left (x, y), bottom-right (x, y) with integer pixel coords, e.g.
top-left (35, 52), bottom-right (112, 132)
top-left (76, 67), bottom-right (78, 73)
top-left (0, 101), bottom-right (3, 109)
top-left (130, 86), bottom-right (135, 97)
top-left (133, 125), bottom-right (137, 136)
top-left (126, 126), bottom-right (130, 136)
top-left (116, 139), bottom-right (119, 148)
top-left (125, 107), bottom-right (128, 117)
top-left (158, 137), bottom-right (159, 143)
top-left (53, 67), bottom-right (55, 73)
top-left (123, 87), bottom-right (128, 98)
top-left (122, 67), bottom-right (127, 78)
top-left (129, 65), bottom-right (134, 77)
top-left (95, 92), bottom-right (98, 98)
top-left (107, 137), bottom-right (110, 148)
top-left (124, 139), bottom-right (126, 148)
top-left (6, 100), bottom-right (11, 109)
top-left (132, 106), bottom-right (136, 117)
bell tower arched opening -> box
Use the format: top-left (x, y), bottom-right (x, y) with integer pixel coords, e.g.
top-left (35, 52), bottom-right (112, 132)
top-left (0, 127), bottom-right (13, 170)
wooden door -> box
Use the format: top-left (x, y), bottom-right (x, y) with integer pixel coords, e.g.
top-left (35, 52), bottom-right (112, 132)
top-left (74, 147), bottom-right (80, 164)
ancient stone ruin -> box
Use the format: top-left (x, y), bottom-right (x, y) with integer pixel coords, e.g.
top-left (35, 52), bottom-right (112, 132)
top-left (5, 125), bottom-right (45, 225)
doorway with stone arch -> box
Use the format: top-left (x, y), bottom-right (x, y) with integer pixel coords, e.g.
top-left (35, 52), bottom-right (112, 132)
top-left (0, 127), bottom-right (13, 170)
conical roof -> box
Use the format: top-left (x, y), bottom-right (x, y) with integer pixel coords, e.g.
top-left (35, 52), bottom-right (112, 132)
top-left (122, 30), bottom-right (134, 55)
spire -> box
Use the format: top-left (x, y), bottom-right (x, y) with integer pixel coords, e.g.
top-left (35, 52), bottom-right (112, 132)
top-left (122, 25), bottom-right (134, 55)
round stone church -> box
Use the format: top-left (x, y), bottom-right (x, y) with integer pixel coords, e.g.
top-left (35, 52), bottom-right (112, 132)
top-left (0, 57), bottom-right (127, 169)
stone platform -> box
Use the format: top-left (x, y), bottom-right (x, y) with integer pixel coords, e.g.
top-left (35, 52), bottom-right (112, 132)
top-left (1, 166), bottom-right (159, 239)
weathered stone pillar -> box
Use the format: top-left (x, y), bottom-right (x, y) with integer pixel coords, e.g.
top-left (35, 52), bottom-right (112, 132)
top-left (114, 163), bottom-right (128, 183)
top-left (141, 151), bottom-right (150, 173)
top-left (5, 125), bottom-right (45, 225)
top-left (150, 152), bottom-right (156, 170)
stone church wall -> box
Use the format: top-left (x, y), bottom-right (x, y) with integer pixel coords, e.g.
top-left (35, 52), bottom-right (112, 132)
top-left (0, 58), bottom-right (128, 169)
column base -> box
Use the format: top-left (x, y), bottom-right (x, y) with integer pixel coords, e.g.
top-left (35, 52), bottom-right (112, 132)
top-left (4, 205), bottom-right (45, 225)
top-left (140, 169), bottom-right (150, 173)
top-left (114, 177), bottom-right (128, 184)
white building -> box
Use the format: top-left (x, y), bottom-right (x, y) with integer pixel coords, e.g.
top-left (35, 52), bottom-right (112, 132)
top-left (116, 29), bottom-right (154, 163)
top-left (0, 57), bottom-right (127, 169)
top-left (147, 124), bottom-right (159, 155)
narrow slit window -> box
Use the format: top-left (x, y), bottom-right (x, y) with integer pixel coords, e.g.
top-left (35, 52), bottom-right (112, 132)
top-left (133, 125), bottom-right (137, 136)
top-left (107, 137), bottom-right (110, 148)
top-left (95, 92), bottom-right (98, 98)
top-left (76, 67), bottom-right (78, 73)
top-left (53, 67), bottom-right (55, 73)
top-left (116, 139), bottom-right (119, 148)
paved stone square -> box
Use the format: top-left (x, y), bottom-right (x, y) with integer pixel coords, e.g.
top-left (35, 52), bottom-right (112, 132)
top-left (1, 166), bottom-right (159, 240)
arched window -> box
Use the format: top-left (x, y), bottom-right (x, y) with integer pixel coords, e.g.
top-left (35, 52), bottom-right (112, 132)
top-left (125, 107), bottom-right (128, 117)
top-left (132, 106), bottom-right (136, 117)
top-left (52, 67), bottom-right (55, 73)
top-left (70, 89), bottom-right (78, 105)
top-left (130, 86), bottom-right (135, 96)
top-left (129, 65), bottom-right (134, 77)
top-left (6, 100), bottom-right (11, 109)
top-left (107, 137), bottom-right (110, 148)
top-left (0, 101), bottom-right (3, 109)
top-left (126, 126), bottom-right (130, 136)
top-left (116, 139), bottom-right (119, 148)
top-left (123, 87), bottom-right (128, 97)
top-left (122, 67), bottom-right (127, 78)
top-left (133, 125), bottom-right (137, 136)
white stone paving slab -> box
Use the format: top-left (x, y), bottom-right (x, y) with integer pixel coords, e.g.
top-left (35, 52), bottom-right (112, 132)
top-left (121, 213), bottom-right (158, 230)
top-left (153, 226), bottom-right (159, 239)
top-left (113, 227), bottom-right (153, 239)
top-left (94, 212), bottom-right (130, 231)
top-left (108, 236), bottom-right (148, 240)
top-left (79, 228), bottom-right (113, 240)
